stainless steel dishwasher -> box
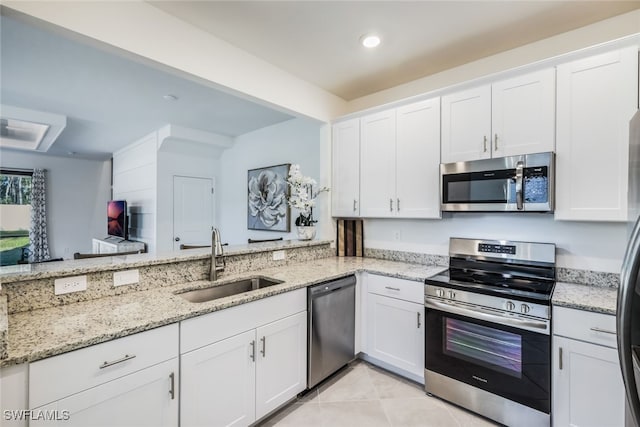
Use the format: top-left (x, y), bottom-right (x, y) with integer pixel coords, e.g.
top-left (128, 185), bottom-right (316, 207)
top-left (307, 275), bottom-right (356, 389)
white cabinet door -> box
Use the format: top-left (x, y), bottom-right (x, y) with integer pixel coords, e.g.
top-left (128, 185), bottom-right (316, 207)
top-left (366, 293), bottom-right (425, 379)
top-left (552, 336), bottom-right (625, 427)
top-left (332, 118), bottom-right (361, 217)
top-left (255, 311), bottom-right (307, 421)
top-left (491, 68), bottom-right (556, 157)
top-left (32, 358), bottom-right (178, 427)
top-left (360, 109), bottom-right (397, 217)
top-left (441, 85), bottom-right (492, 163)
top-left (396, 98), bottom-right (442, 219)
top-left (181, 330), bottom-right (256, 427)
top-left (555, 47), bottom-right (638, 221)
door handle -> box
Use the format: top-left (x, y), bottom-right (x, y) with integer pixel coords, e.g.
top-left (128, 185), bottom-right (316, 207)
top-left (483, 136), bottom-right (488, 153)
top-left (559, 347), bottom-right (563, 370)
top-left (417, 312), bottom-right (421, 328)
top-left (353, 199), bottom-right (357, 212)
top-left (397, 198), bottom-right (400, 212)
top-left (494, 134), bottom-right (498, 151)
top-left (250, 340), bottom-right (256, 361)
top-left (169, 372), bottom-right (175, 400)
top-left (590, 327), bottom-right (616, 335)
top-left (389, 198), bottom-right (393, 212)
top-left (260, 336), bottom-right (266, 357)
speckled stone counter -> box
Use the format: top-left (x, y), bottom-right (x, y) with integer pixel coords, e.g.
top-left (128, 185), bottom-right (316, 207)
top-left (552, 282), bottom-right (618, 315)
top-left (1, 257), bottom-right (445, 367)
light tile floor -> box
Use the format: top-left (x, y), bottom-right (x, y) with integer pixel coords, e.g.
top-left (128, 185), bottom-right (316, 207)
top-left (259, 360), bottom-right (500, 427)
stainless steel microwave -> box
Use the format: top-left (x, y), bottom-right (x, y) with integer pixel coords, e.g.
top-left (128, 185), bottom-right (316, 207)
top-left (440, 152), bottom-right (555, 212)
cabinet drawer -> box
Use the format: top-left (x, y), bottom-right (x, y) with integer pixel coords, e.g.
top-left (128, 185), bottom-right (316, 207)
top-left (29, 323), bottom-right (178, 408)
top-left (553, 306), bottom-right (617, 348)
top-left (367, 274), bottom-right (423, 304)
top-left (181, 288), bottom-right (306, 354)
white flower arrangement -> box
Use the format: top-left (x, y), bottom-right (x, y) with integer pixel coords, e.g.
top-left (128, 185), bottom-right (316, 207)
top-left (286, 164), bottom-right (329, 226)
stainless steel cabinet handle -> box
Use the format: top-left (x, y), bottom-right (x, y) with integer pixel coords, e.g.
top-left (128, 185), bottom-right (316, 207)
top-left (385, 286), bottom-right (401, 291)
top-left (483, 136), bottom-right (487, 152)
top-left (397, 198), bottom-right (400, 211)
top-left (494, 134), bottom-right (498, 151)
top-left (390, 198), bottom-right (393, 212)
top-left (99, 354), bottom-right (136, 369)
top-left (260, 336), bottom-right (266, 357)
top-left (417, 312), bottom-right (421, 328)
top-left (250, 340), bottom-right (256, 361)
top-left (559, 347), bottom-right (563, 370)
top-left (169, 372), bottom-right (175, 400)
top-left (590, 327), bottom-right (616, 335)
top-left (353, 199), bottom-right (357, 212)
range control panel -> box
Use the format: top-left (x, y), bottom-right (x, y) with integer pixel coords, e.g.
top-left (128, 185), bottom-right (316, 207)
top-left (478, 243), bottom-right (516, 255)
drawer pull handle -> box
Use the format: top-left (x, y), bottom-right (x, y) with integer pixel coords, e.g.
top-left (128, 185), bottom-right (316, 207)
top-left (261, 336), bottom-right (266, 357)
top-left (590, 327), bottom-right (616, 335)
top-left (385, 286), bottom-right (401, 291)
top-left (169, 372), bottom-right (175, 400)
top-left (99, 354), bottom-right (136, 369)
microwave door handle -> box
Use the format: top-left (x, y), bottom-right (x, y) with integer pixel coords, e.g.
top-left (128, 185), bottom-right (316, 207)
top-left (515, 161), bottom-right (524, 210)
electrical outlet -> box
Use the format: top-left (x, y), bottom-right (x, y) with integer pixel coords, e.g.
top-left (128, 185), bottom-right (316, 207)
top-left (54, 275), bottom-right (87, 295)
top-left (272, 250), bottom-right (286, 261)
top-left (113, 269), bottom-right (140, 287)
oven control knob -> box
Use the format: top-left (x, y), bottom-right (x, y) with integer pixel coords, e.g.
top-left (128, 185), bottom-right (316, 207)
top-left (521, 304), bottom-right (530, 314)
top-left (505, 301), bottom-right (516, 311)
top-left (448, 290), bottom-right (456, 300)
top-left (435, 289), bottom-right (445, 298)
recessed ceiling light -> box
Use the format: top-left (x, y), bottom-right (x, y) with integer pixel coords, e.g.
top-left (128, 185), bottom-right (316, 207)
top-left (360, 34), bottom-right (381, 49)
top-left (163, 94), bottom-right (179, 101)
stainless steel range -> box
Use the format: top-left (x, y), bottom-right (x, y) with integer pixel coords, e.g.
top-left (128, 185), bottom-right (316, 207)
top-left (424, 237), bottom-right (555, 427)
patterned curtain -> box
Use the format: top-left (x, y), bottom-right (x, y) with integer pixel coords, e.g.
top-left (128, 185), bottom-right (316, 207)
top-left (29, 169), bottom-right (50, 262)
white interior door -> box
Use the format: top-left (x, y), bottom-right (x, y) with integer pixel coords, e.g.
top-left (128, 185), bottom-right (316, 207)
top-left (173, 176), bottom-right (214, 251)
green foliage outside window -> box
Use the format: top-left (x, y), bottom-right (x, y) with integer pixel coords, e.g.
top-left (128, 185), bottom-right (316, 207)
top-left (0, 174), bottom-right (32, 205)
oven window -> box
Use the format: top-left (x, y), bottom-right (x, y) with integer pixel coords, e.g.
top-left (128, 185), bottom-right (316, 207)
top-left (444, 317), bottom-right (522, 378)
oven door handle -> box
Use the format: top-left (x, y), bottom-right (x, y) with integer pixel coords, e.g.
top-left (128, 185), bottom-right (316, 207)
top-left (515, 161), bottom-right (524, 210)
top-left (425, 298), bottom-right (549, 333)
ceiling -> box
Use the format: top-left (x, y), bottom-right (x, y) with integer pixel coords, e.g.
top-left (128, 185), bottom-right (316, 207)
top-left (150, 1), bottom-right (640, 101)
top-left (1, 1), bottom-right (639, 160)
top-left (0, 12), bottom-right (295, 160)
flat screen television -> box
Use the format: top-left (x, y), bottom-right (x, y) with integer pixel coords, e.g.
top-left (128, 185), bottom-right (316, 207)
top-left (107, 200), bottom-right (127, 240)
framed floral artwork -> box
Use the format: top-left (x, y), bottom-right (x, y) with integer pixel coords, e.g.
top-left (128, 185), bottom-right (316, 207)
top-left (247, 163), bottom-right (290, 232)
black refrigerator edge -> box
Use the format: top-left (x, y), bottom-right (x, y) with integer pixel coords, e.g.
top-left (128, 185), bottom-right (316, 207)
top-left (618, 109), bottom-right (640, 427)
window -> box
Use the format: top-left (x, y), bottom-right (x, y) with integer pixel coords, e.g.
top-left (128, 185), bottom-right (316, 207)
top-left (0, 169), bottom-right (33, 266)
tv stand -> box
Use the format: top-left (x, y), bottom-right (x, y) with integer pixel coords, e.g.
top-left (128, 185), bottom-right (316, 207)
top-left (92, 237), bottom-right (145, 254)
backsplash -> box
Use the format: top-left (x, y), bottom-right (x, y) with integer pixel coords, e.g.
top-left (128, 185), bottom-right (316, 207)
top-left (3, 242), bottom-right (333, 314)
top-left (365, 248), bottom-right (620, 288)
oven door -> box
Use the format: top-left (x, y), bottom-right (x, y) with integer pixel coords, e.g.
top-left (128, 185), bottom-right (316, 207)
top-left (425, 302), bottom-right (550, 414)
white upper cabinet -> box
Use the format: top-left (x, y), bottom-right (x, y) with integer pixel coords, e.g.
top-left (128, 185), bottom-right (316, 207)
top-left (441, 68), bottom-right (556, 163)
top-left (332, 118), bottom-right (361, 217)
top-left (396, 99), bottom-right (442, 219)
top-left (441, 85), bottom-right (492, 163)
top-left (555, 46), bottom-right (638, 221)
top-left (359, 99), bottom-right (441, 218)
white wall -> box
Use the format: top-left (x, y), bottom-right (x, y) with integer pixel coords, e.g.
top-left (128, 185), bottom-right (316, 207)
top-left (365, 215), bottom-right (627, 273)
top-left (218, 118), bottom-right (328, 244)
top-left (0, 150), bottom-right (111, 258)
top-left (112, 131), bottom-right (157, 252)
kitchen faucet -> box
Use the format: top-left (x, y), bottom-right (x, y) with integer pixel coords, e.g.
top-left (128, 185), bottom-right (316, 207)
top-left (210, 228), bottom-right (225, 281)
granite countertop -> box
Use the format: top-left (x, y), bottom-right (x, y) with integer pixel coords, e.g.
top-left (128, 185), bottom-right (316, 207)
top-left (552, 281), bottom-right (618, 315)
top-left (0, 239), bottom-right (333, 284)
top-left (2, 257), bottom-right (446, 367)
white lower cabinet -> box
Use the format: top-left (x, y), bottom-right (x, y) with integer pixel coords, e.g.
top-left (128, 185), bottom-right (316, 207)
top-left (552, 307), bottom-right (625, 427)
top-left (364, 274), bottom-right (425, 383)
top-left (28, 324), bottom-right (179, 427)
top-left (32, 358), bottom-right (178, 427)
top-left (180, 289), bottom-right (307, 427)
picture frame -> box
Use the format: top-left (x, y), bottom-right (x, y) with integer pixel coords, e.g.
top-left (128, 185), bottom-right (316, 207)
top-left (247, 163), bottom-right (291, 232)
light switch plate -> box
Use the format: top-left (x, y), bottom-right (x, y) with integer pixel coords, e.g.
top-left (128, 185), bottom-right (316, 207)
top-left (272, 250), bottom-right (286, 261)
top-left (54, 275), bottom-right (87, 295)
top-left (113, 269), bottom-right (140, 287)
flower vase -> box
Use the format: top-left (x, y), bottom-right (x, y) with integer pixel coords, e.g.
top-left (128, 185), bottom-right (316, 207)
top-left (296, 225), bottom-right (316, 241)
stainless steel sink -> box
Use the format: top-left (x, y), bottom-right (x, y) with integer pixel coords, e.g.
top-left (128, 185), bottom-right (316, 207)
top-left (178, 276), bottom-right (284, 303)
